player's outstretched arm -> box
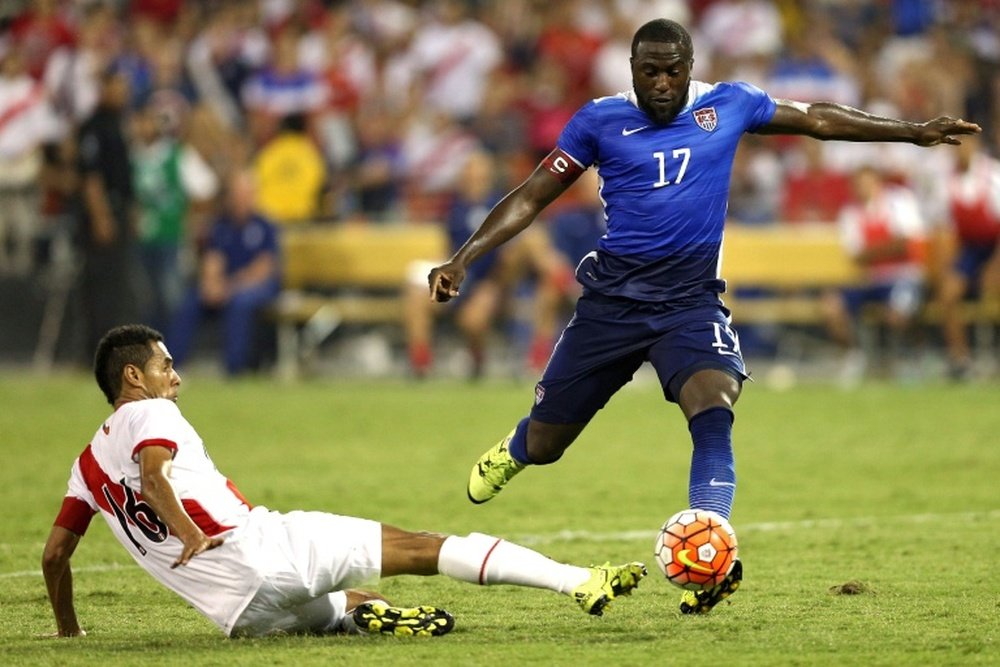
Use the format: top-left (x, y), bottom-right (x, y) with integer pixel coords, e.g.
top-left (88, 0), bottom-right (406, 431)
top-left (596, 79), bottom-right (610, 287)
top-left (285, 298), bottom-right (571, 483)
top-left (758, 100), bottom-right (981, 146)
top-left (41, 525), bottom-right (85, 637)
top-left (138, 446), bottom-right (224, 568)
top-left (429, 160), bottom-right (576, 303)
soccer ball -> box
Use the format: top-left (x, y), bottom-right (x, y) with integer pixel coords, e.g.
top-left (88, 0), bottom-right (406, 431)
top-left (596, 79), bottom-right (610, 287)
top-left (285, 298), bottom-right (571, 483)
top-left (654, 509), bottom-right (738, 590)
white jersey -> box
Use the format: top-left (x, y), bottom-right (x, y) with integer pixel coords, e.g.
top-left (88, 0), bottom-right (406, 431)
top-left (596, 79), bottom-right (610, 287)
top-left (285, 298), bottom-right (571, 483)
top-left (55, 399), bottom-right (264, 634)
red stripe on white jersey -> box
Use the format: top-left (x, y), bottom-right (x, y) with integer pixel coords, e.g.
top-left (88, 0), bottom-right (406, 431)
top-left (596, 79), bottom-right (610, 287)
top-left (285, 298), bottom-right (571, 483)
top-left (78, 445), bottom-right (120, 515)
top-left (226, 479), bottom-right (253, 509)
top-left (181, 498), bottom-right (234, 537)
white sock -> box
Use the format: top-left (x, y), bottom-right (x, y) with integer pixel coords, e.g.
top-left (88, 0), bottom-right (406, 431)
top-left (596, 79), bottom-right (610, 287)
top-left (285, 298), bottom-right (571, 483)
top-left (437, 532), bottom-right (590, 595)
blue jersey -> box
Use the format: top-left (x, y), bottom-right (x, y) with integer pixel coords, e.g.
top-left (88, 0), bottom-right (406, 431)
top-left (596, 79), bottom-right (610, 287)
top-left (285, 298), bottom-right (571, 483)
top-left (208, 213), bottom-right (280, 278)
top-left (556, 80), bottom-right (776, 303)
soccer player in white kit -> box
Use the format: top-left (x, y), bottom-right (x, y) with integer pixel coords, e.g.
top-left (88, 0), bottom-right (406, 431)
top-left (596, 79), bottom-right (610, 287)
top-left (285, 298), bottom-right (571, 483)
top-left (42, 324), bottom-right (646, 638)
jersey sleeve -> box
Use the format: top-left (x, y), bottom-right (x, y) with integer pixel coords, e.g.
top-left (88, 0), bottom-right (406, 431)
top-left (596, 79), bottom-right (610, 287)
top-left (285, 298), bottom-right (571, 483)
top-left (127, 399), bottom-right (185, 462)
top-left (54, 458), bottom-right (98, 535)
top-left (729, 81), bottom-right (778, 132)
top-left (556, 102), bottom-right (600, 169)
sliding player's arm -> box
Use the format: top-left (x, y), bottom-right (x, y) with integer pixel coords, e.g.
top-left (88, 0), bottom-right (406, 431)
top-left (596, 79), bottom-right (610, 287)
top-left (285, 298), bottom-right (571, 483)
top-left (41, 525), bottom-right (86, 637)
top-left (138, 445), bottom-right (223, 568)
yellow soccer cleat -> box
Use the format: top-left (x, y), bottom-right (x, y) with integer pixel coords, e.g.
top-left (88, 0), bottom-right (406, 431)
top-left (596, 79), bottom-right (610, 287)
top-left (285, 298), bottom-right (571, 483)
top-left (572, 562), bottom-right (648, 616)
top-left (679, 559), bottom-right (743, 614)
top-left (352, 602), bottom-right (455, 637)
top-left (467, 429), bottom-right (526, 504)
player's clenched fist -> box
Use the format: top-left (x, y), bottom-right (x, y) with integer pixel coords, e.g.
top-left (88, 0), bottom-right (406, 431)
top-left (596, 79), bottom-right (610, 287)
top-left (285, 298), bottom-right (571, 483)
top-left (428, 262), bottom-right (465, 302)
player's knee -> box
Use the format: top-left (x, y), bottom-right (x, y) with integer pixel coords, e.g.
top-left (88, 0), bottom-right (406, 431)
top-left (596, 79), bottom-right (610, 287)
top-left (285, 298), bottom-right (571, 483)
top-left (525, 421), bottom-right (582, 464)
top-left (678, 370), bottom-right (740, 419)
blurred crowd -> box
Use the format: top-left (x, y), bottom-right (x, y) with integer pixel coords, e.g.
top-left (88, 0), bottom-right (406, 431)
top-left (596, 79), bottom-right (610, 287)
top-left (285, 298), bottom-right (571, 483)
top-left (0, 0), bottom-right (998, 377)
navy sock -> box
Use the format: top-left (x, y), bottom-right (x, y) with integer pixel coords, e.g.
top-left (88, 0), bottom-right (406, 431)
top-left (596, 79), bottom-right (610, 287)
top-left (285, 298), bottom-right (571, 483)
top-left (506, 417), bottom-right (532, 465)
top-left (688, 407), bottom-right (736, 519)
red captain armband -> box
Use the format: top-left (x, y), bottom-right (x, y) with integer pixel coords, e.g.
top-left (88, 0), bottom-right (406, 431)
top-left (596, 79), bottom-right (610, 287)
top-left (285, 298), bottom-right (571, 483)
top-left (541, 148), bottom-right (585, 184)
top-left (54, 496), bottom-right (96, 535)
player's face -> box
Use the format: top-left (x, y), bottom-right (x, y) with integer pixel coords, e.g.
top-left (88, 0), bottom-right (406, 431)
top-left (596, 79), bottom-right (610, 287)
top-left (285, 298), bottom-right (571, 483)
top-left (141, 341), bottom-right (181, 402)
top-left (631, 40), bottom-right (693, 125)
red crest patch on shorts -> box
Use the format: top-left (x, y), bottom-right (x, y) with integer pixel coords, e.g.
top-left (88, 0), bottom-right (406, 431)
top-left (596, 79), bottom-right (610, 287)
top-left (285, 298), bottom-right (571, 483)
top-left (694, 107), bottom-right (718, 132)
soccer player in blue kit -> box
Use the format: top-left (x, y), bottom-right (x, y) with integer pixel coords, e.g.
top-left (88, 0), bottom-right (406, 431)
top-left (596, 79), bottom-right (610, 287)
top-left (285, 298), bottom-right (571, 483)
top-left (428, 19), bottom-right (981, 614)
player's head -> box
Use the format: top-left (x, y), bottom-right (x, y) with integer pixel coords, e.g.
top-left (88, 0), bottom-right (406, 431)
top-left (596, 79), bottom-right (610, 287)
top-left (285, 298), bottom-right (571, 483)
top-left (955, 131), bottom-right (980, 170)
top-left (94, 324), bottom-right (180, 406)
top-left (630, 19), bottom-right (694, 126)
top-left (850, 164), bottom-right (884, 202)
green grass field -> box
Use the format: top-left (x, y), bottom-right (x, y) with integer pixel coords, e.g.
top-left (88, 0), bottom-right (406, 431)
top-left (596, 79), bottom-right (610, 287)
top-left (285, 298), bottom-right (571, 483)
top-left (1, 372), bottom-right (997, 666)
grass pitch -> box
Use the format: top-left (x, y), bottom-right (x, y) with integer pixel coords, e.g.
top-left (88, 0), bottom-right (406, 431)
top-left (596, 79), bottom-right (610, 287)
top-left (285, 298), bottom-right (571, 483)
top-left (0, 372), bottom-right (997, 666)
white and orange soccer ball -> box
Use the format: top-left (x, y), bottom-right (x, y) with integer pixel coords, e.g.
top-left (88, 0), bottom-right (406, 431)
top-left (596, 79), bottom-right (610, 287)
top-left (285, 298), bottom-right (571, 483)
top-left (654, 509), bottom-right (738, 591)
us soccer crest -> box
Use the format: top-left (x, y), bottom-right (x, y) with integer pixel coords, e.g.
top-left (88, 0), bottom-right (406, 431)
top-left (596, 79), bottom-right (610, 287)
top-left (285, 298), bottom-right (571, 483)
top-left (694, 107), bottom-right (718, 132)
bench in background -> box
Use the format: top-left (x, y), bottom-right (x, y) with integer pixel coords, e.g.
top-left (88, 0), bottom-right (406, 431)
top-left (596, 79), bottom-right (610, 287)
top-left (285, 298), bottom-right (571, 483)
top-left (271, 222), bottom-right (998, 377)
top-left (271, 223), bottom-right (446, 378)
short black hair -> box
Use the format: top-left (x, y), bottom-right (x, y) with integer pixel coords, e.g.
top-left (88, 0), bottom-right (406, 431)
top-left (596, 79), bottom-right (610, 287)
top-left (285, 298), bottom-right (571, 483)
top-left (94, 324), bottom-right (164, 405)
top-left (631, 19), bottom-right (693, 58)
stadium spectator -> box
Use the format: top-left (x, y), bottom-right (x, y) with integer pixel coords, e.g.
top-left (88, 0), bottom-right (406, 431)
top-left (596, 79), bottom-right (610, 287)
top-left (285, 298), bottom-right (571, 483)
top-left (405, 0), bottom-right (503, 123)
top-left (428, 18), bottom-right (978, 619)
top-left (42, 3), bottom-right (119, 123)
top-left (350, 106), bottom-right (404, 222)
top-left (533, 2), bottom-right (606, 108)
top-left (727, 134), bottom-right (783, 224)
top-left (185, 3), bottom-right (268, 133)
top-left (399, 111), bottom-right (480, 222)
top-left (299, 2), bottom-right (373, 171)
top-left (252, 112), bottom-right (327, 223)
top-left (936, 133), bottom-right (1000, 380)
top-left (699, 0), bottom-right (782, 60)
top-left (780, 138), bottom-right (852, 224)
top-left (764, 13), bottom-right (860, 107)
top-left (518, 55), bottom-right (579, 162)
top-left (822, 165), bottom-right (929, 386)
top-left (241, 25), bottom-right (325, 146)
top-left (132, 97), bottom-right (218, 334)
top-left (0, 42), bottom-right (62, 275)
top-left (168, 170), bottom-right (280, 376)
top-left (8, 0), bottom-right (76, 81)
top-left (41, 323), bottom-right (646, 637)
top-left (76, 66), bottom-right (141, 358)
top-left (403, 149), bottom-right (505, 379)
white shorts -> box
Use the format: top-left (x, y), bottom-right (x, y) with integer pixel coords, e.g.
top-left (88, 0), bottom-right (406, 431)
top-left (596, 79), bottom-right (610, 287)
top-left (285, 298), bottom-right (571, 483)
top-left (230, 509), bottom-right (382, 637)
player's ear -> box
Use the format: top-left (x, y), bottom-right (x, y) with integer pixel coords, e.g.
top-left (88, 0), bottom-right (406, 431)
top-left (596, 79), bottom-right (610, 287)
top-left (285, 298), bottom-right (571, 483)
top-left (122, 363), bottom-right (145, 391)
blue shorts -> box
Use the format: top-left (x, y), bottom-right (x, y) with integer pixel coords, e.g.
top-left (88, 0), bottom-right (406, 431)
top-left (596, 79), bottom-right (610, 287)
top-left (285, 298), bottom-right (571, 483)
top-left (841, 277), bottom-right (923, 318)
top-left (954, 242), bottom-right (997, 289)
top-left (530, 293), bottom-right (748, 424)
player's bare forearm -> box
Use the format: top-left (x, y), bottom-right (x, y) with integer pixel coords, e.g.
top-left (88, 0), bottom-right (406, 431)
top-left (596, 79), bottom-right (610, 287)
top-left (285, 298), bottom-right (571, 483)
top-left (854, 238), bottom-right (910, 264)
top-left (41, 526), bottom-right (84, 637)
top-left (139, 447), bottom-right (223, 567)
top-left (454, 192), bottom-right (544, 266)
top-left (430, 167), bottom-right (570, 302)
top-left (760, 100), bottom-right (981, 146)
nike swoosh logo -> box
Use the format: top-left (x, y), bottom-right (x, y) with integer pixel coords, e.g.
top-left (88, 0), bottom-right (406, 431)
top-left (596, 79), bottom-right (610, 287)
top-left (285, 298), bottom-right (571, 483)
top-left (677, 549), bottom-right (714, 573)
top-left (621, 125), bottom-right (649, 136)
top-left (709, 478), bottom-right (736, 487)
